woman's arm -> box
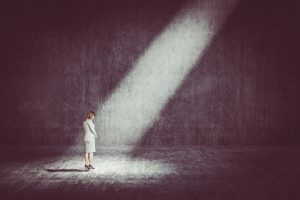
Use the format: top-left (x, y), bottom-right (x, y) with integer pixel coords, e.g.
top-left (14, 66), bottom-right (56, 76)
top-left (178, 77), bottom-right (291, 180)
top-left (87, 120), bottom-right (97, 138)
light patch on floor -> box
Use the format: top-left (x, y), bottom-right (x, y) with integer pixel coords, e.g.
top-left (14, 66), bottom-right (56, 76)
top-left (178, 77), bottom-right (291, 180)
top-left (44, 155), bottom-right (176, 185)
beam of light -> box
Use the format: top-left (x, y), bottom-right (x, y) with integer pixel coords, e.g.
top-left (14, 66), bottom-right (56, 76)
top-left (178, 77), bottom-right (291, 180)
top-left (96, 0), bottom-right (239, 146)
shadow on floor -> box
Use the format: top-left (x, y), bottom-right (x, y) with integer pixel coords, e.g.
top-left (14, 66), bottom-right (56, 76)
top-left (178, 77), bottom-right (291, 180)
top-left (45, 169), bottom-right (89, 172)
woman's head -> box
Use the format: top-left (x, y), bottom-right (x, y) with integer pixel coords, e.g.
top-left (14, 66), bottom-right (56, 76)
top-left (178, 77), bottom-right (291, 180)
top-left (87, 111), bottom-right (95, 120)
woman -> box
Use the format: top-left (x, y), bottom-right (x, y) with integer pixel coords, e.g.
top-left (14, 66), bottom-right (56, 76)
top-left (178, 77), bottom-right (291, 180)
top-left (83, 111), bottom-right (97, 170)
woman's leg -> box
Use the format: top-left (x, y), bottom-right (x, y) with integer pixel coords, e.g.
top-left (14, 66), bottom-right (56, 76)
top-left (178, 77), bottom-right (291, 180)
top-left (88, 152), bottom-right (93, 166)
top-left (85, 152), bottom-right (89, 165)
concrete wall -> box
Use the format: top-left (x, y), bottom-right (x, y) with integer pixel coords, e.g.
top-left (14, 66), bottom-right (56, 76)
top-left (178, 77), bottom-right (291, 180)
top-left (0, 0), bottom-right (299, 145)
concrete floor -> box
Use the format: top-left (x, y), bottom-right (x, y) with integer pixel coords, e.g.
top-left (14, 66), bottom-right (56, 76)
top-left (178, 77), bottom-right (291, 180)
top-left (0, 146), bottom-right (299, 200)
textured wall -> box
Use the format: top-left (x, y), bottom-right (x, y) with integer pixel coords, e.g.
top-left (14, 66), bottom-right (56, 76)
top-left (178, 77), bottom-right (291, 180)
top-left (0, 0), bottom-right (299, 145)
top-left (139, 0), bottom-right (300, 145)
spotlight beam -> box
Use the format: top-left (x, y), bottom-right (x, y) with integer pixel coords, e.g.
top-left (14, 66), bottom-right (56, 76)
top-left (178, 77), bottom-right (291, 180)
top-left (96, 0), bottom-right (239, 146)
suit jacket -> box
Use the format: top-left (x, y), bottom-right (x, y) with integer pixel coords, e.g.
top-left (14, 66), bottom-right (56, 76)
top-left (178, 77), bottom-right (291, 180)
top-left (83, 119), bottom-right (97, 141)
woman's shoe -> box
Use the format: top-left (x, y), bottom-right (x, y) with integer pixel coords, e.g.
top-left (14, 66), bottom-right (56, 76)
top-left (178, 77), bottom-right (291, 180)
top-left (88, 164), bottom-right (95, 169)
top-left (85, 164), bottom-right (90, 170)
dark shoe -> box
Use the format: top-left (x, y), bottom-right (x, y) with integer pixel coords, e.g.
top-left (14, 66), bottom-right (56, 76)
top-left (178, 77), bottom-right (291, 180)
top-left (88, 164), bottom-right (95, 169)
top-left (85, 165), bottom-right (90, 170)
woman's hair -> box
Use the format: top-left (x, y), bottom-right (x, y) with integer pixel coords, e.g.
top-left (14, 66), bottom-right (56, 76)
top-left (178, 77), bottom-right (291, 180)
top-left (87, 111), bottom-right (96, 119)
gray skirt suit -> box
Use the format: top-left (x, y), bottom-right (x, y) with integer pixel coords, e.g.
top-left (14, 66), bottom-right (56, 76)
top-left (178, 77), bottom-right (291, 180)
top-left (83, 119), bottom-right (97, 153)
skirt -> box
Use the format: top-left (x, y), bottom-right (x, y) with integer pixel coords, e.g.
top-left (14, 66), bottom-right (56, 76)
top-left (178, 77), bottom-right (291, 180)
top-left (84, 134), bottom-right (96, 153)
